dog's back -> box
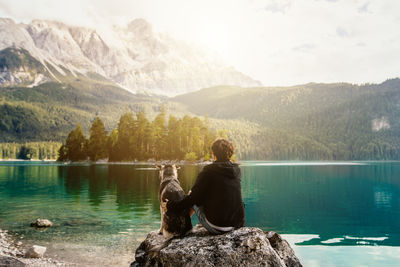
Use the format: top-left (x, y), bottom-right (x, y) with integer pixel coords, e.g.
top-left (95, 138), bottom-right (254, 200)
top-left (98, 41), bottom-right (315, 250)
top-left (159, 165), bottom-right (192, 237)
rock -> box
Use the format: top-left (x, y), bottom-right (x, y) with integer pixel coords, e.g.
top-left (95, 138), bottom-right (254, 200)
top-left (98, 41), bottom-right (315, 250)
top-left (0, 255), bottom-right (26, 266)
top-left (25, 245), bottom-right (46, 258)
top-left (30, 219), bottom-right (53, 228)
top-left (131, 224), bottom-right (302, 267)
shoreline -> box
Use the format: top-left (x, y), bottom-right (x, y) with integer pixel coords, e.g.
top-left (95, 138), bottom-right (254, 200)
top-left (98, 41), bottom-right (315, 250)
top-left (0, 228), bottom-right (67, 266)
top-left (0, 159), bottom-right (213, 166)
top-left (0, 159), bottom-right (56, 162)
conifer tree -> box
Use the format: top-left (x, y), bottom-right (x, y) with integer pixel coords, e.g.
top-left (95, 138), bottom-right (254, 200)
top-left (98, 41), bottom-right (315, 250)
top-left (64, 123), bottom-right (87, 161)
top-left (117, 112), bottom-right (136, 160)
top-left (135, 111), bottom-right (150, 160)
top-left (107, 129), bottom-right (119, 161)
top-left (17, 145), bottom-right (32, 160)
top-left (152, 106), bottom-right (167, 159)
top-left (88, 117), bottom-right (108, 161)
top-left (57, 144), bottom-right (67, 161)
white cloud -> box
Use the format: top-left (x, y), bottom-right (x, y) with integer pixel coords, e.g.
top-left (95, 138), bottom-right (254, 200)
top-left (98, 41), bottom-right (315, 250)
top-left (0, 0), bottom-right (399, 86)
top-left (264, 0), bottom-right (292, 14)
top-left (336, 27), bottom-right (352, 38)
top-left (358, 2), bottom-right (370, 13)
top-left (293, 44), bottom-right (317, 53)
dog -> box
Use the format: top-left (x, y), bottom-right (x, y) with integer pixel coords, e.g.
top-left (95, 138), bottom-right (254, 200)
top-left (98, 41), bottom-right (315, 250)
top-left (157, 164), bottom-right (192, 239)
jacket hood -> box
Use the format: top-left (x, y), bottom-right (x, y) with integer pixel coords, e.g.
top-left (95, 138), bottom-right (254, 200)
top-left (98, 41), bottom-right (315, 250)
top-left (206, 161), bottom-right (241, 180)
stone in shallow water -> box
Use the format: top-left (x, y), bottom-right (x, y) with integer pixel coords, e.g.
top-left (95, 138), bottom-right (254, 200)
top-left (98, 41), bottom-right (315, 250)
top-left (25, 245), bottom-right (46, 258)
top-left (30, 219), bottom-right (53, 228)
top-left (131, 224), bottom-right (302, 267)
top-left (0, 255), bottom-right (26, 267)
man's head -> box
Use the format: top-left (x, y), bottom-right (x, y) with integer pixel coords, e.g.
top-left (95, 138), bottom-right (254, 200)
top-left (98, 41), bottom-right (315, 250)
top-left (211, 138), bottom-right (234, 162)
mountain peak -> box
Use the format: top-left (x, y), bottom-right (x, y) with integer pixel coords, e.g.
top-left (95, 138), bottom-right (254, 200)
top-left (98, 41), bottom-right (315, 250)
top-left (126, 18), bottom-right (153, 36)
top-left (0, 17), bottom-right (15, 26)
top-left (30, 19), bottom-right (68, 30)
top-left (0, 17), bottom-right (262, 95)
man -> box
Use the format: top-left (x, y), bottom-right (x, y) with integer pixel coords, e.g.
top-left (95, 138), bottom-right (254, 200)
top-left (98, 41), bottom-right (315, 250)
top-left (164, 138), bottom-right (245, 234)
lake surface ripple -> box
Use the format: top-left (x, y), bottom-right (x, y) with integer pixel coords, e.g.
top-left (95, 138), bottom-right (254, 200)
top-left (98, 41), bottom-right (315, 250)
top-left (1, 161), bottom-right (399, 266)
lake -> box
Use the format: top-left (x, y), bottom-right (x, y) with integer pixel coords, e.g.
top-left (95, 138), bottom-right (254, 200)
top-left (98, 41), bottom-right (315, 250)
top-left (0, 161), bottom-right (400, 266)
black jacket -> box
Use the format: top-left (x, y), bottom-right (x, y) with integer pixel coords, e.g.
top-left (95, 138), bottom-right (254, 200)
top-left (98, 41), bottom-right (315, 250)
top-left (167, 161), bottom-right (245, 228)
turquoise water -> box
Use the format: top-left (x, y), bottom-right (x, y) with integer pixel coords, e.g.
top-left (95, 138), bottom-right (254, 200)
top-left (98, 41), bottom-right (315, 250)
top-left (0, 161), bottom-right (400, 266)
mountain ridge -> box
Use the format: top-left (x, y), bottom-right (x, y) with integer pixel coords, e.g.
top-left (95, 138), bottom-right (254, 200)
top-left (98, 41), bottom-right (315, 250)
top-left (172, 78), bottom-right (400, 159)
top-left (0, 17), bottom-right (261, 96)
top-left (1, 77), bottom-right (400, 160)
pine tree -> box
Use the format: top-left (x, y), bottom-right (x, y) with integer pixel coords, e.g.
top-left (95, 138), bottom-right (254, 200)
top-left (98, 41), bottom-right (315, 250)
top-left (167, 115), bottom-right (180, 159)
top-left (88, 117), bottom-right (108, 161)
top-left (117, 112), bottom-right (136, 160)
top-left (135, 111), bottom-right (150, 160)
top-left (65, 123), bottom-right (87, 161)
top-left (17, 145), bottom-right (32, 160)
top-left (57, 144), bottom-right (67, 161)
top-left (107, 129), bottom-right (119, 161)
top-left (152, 106), bottom-right (167, 159)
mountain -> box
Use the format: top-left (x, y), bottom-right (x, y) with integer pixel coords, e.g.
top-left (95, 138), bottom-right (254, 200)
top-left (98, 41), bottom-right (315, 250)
top-left (0, 18), bottom-right (261, 96)
top-left (172, 79), bottom-right (400, 160)
top-left (0, 47), bottom-right (50, 87)
top-left (0, 46), bottom-right (167, 142)
top-left (2, 75), bottom-right (400, 160)
top-left (1, 17), bottom-right (399, 160)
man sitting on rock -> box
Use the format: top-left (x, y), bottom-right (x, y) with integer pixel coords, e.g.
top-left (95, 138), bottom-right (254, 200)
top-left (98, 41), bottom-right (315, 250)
top-left (164, 138), bottom-right (245, 234)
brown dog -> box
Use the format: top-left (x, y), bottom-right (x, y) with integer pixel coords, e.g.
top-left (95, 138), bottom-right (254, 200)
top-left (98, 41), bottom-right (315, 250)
top-left (157, 164), bottom-right (192, 238)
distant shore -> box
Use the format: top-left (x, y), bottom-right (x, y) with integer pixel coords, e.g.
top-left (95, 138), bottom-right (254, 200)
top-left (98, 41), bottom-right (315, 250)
top-left (0, 159), bottom-right (56, 162)
top-left (0, 159), bottom-right (213, 165)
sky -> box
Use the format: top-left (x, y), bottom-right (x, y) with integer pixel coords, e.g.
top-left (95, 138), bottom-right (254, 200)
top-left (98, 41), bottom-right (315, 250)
top-left (0, 0), bottom-right (399, 86)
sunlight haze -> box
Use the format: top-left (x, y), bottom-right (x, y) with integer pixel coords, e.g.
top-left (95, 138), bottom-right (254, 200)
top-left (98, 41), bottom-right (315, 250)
top-left (1, 0), bottom-right (399, 86)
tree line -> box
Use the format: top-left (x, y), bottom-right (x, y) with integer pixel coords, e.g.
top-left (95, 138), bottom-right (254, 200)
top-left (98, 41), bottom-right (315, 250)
top-left (0, 142), bottom-right (61, 160)
top-left (57, 108), bottom-right (224, 162)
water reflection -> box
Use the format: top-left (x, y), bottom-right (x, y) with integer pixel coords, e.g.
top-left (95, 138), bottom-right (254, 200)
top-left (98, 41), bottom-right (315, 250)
top-left (55, 164), bottom-right (201, 215)
top-left (0, 161), bottom-right (399, 248)
top-left (241, 162), bottom-right (400, 246)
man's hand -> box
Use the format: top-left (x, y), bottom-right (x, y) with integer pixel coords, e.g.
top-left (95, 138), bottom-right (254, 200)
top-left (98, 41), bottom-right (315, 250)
top-left (162, 199), bottom-right (168, 212)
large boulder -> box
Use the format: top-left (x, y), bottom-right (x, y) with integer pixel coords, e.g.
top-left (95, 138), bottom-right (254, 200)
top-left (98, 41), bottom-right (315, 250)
top-left (30, 219), bottom-right (53, 228)
top-left (131, 225), bottom-right (302, 267)
top-left (25, 245), bottom-right (46, 258)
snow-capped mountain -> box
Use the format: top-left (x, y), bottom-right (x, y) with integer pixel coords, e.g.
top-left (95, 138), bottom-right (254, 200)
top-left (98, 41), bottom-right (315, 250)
top-left (0, 18), bottom-right (261, 96)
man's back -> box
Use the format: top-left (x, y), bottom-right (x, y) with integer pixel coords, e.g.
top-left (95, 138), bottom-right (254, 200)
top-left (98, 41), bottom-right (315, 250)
top-left (199, 161), bottom-right (245, 228)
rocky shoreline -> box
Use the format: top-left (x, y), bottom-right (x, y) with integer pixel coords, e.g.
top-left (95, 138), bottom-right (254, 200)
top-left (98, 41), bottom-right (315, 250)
top-left (0, 228), bottom-right (68, 267)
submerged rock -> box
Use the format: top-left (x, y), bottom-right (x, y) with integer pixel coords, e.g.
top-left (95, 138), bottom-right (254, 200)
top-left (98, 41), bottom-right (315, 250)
top-left (30, 219), bottom-right (53, 228)
top-left (0, 255), bottom-right (26, 266)
top-left (25, 245), bottom-right (46, 258)
top-left (131, 224), bottom-right (302, 267)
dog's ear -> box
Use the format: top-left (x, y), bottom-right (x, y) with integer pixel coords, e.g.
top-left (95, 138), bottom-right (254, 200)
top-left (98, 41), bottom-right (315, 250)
top-left (176, 166), bottom-right (181, 170)
top-left (156, 165), bottom-right (164, 170)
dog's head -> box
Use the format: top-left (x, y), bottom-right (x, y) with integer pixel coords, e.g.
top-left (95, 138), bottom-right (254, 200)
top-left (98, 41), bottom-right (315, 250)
top-left (156, 164), bottom-right (180, 181)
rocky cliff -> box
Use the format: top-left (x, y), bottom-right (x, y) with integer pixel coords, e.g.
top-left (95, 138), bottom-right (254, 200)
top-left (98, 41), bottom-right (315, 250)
top-left (0, 18), bottom-right (261, 95)
top-left (131, 224), bottom-right (302, 267)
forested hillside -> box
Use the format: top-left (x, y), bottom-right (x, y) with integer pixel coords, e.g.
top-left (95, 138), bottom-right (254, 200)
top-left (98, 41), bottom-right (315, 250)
top-left (1, 53), bottom-right (399, 161)
top-left (0, 78), bottom-right (165, 142)
top-left (173, 79), bottom-right (400, 160)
